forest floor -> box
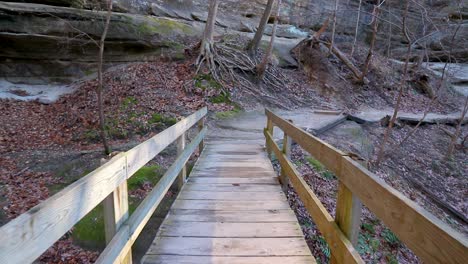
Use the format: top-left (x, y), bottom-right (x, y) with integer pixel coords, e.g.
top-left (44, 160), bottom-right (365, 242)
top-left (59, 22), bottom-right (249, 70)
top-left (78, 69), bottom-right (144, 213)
top-left (0, 39), bottom-right (467, 263)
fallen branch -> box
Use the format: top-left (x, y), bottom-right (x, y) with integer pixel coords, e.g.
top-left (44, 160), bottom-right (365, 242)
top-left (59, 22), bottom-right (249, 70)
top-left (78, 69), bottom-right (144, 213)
top-left (327, 43), bottom-right (370, 84)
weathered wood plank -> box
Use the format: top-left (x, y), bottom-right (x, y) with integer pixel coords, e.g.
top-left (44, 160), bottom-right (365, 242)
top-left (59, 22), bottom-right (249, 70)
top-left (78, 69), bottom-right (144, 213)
top-left (103, 179), bottom-right (132, 264)
top-left (142, 255), bottom-right (316, 264)
top-left (265, 130), bottom-right (363, 263)
top-left (158, 221), bottom-right (303, 237)
top-left (183, 183), bottom-right (283, 192)
top-left (95, 128), bottom-right (207, 264)
top-left (0, 153), bottom-right (127, 264)
top-left (188, 177), bottom-right (278, 184)
top-left (126, 107), bottom-right (207, 176)
top-left (165, 209), bottom-right (299, 223)
top-left (340, 157), bottom-right (468, 263)
top-left (335, 182), bottom-right (361, 247)
top-left (172, 200), bottom-right (291, 210)
top-left (265, 109), bottom-right (345, 176)
top-left (195, 161), bottom-right (273, 169)
top-left (177, 191), bottom-right (286, 201)
top-left (190, 171), bottom-right (277, 178)
top-left (175, 132), bottom-right (186, 190)
top-left (147, 237), bottom-right (311, 256)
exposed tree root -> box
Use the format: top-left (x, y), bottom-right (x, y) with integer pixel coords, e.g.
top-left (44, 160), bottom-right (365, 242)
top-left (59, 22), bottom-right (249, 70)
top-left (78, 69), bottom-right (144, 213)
top-left (195, 37), bottom-right (291, 108)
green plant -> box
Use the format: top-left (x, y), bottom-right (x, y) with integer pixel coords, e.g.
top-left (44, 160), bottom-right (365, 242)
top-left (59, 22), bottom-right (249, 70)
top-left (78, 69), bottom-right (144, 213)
top-left (121, 96), bottom-right (138, 109)
top-left (305, 156), bottom-right (325, 172)
top-left (386, 253), bottom-right (399, 264)
top-left (382, 228), bottom-right (400, 246)
top-left (361, 222), bottom-right (376, 234)
top-left (321, 170), bottom-right (335, 180)
top-left (316, 236), bottom-right (331, 259)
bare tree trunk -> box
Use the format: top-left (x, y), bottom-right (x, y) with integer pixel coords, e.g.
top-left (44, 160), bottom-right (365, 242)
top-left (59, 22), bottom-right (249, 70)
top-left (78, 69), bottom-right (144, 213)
top-left (350, 0), bottom-right (362, 57)
top-left (447, 97), bottom-right (468, 158)
top-left (97, 0), bottom-right (113, 155)
top-left (257, 0), bottom-right (281, 79)
top-left (196, 0), bottom-right (219, 69)
top-left (359, 1), bottom-right (380, 83)
top-left (247, 0), bottom-right (275, 56)
top-left (375, 0), bottom-right (410, 166)
top-left (329, 0), bottom-right (339, 55)
top-left (386, 8), bottom-right (392, 58)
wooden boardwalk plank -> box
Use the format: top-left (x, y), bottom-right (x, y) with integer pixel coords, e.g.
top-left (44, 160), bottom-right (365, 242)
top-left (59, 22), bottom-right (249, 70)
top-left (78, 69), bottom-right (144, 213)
top-left (172, 200), bottom-right (292, 210)
top-left (146, 237), bottom-right (311, 256)
top-left (183, 183), bottom-right (283, 192)
top-left (158, 221), bottom-right (303, 237)
top-left (165, 209), bottom-right (299, 223)
top-left (143, 255), bottom-right (316, 264)
top-left (188, 177), bottom-right (278, 184)
top-left (177, 191), bottom-right (286, 201)
top-left (142, 142), bottom-right (315, 263)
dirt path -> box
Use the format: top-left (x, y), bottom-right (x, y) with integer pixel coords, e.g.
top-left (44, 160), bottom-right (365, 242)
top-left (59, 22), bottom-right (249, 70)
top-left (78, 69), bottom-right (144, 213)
top-left (207, 108), bottom-right (346, 144)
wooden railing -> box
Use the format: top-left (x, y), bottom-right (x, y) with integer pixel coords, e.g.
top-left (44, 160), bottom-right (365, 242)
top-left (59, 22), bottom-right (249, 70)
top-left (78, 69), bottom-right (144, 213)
top-left (264, 109), bottom-right (467, 264)
top-left (0, 107), bottom-right (208, 264)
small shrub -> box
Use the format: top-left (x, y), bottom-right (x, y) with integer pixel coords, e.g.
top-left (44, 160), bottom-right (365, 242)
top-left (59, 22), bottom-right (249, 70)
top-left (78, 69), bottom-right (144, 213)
top-left (361, 222), bottom-right (376, 234)
top-left (382, 228), bottom-right (400, 246)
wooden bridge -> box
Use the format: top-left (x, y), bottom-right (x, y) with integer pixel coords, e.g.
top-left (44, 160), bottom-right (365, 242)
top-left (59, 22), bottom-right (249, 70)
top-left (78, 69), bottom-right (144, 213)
top-left (0, 107), bottom-right (467, 264)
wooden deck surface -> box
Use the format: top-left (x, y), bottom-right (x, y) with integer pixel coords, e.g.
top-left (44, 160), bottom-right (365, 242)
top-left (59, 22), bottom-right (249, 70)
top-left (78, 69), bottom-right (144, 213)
top-left (142, 143), bottom-right (315, 263)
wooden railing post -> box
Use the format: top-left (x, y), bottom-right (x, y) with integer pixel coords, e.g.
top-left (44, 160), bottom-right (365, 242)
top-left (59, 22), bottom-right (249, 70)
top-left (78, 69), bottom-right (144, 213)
top-left (176, 132), bottom-right (187, 190)
top-left (103, 157), bottom-right (132, 264)
top-left (198, 117), bottom-right (205, 153)
top-left (280, 120), bottom-right (292, 192)
top-left (266, 117), bottom-right (274, 158)
top-left (335, 182), bottom-right (362, 246)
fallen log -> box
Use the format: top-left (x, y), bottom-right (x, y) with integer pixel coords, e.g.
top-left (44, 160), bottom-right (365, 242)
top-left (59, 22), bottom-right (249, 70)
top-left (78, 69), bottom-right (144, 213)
top-left (398, 115), bottom-right (468, 126)
top-left (327, 43), bottom-right (370, 84)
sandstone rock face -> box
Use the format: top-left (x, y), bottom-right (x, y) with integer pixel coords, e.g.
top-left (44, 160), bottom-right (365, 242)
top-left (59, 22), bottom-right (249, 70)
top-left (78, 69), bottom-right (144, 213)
top-left (0, 2), bottom-right (202, 84)
top-left (1, 0), bottom-right (465, 85)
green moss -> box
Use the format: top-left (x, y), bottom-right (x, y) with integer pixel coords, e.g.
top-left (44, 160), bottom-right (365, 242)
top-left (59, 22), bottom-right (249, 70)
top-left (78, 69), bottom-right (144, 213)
top-left (72, 204), bottom-right (106, 248)
top-left (128, 165), bottom-right (163, 189)
top-left (72, 165), bottom-right (162, 248)
top-left (194, 73), bottom-right (222, 90)
top-left (215, 108), bottom-right (241, 119)
top-left (149, 113), bottom-right (177, 127)
top-left (210, 93), bottom-right (231, 104)
top-left (136, 17), bottom-right (195, 36)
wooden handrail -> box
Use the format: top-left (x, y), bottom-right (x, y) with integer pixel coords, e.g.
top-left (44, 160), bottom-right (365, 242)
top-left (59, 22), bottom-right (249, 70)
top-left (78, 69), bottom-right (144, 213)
top-left (0, 107), bottom-right (207, 264)
top-left (264, 108), bottom-right (468, 264)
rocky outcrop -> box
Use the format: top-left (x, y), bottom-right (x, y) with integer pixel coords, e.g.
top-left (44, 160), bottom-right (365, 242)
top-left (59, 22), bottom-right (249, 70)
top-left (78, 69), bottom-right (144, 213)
top-left (0, 2), bottom-right (202, 84)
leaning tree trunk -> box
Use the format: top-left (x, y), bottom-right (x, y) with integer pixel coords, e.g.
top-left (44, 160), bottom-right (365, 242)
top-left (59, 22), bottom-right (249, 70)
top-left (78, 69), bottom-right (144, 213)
top-left (329, 0), bottom-right (339, 55)
top-left (256, 0), bottom-right (281, 79)
top-left (359, 1), bottom-right (380, 83)
top-left (247, 0), bottom-right (275, 56)
top-left (97, 0), bottom-right (113, 155)
top-left (196, 0), bottom-right (219, 69)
